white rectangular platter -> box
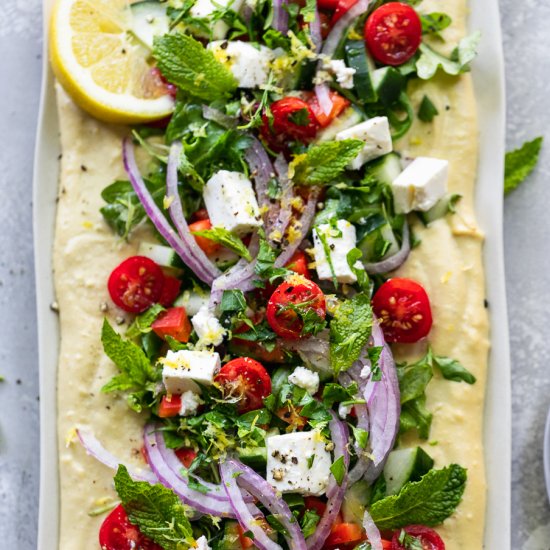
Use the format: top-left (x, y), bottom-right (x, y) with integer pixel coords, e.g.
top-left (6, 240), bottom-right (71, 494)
top-left (33, 0), bottom-right (509, 547)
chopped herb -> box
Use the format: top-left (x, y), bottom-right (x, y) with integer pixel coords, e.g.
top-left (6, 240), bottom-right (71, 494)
top-left (504, 137), bottom-right (543, 195)
top-left (417, 95), bottom-right (439, 122)
top-left (191, 226), bottom-right (251, 261)
top-left (330, 456), bottom-right (346, 486)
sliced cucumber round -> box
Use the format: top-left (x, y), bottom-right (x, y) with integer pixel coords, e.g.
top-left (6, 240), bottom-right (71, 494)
top-left (383, 446), bottom-right (434, 496)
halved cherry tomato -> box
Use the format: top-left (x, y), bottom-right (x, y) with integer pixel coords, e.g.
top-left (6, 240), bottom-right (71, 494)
top-left (306, 91), bottom-right (350, 128)
top-left (215, 357), bottom-right (272, 413)
top-left (391, 525), bottom-right (445, 550)
top-left (261, 97), bottom-right (319, 151)
top-left (158, 394), bottom-right (182, 418)
top-left (371, 278), bottom-right (433, 343)
top-left (175, 447), bottom-right (197, 468)
top-left (276, 404), bottom-right (307, 430)
top-left (99, 504), bottom-right (162, 550)
top-left (108, 256), bottom-right (165, 313)
top-left (266, 279), bottom-right (326, 340)
top-left (151, 307), bottom-right (192, 343)
top-left (303, 496), bottom-right (329, 518)
top-left (364, 2), bottom-right (422, 66)
top-left (318, 0), bottom-right (338, 9)
top-left (158, 276), bottom-right (181, 307)
top-left (189, 218), bottom-right (222, 255)
top-left (285, 250), bottom-right (311, 279)
top-left (323, 523), bottom-right (365, 549)
top-left (331, 0), bottom-right (358, 25)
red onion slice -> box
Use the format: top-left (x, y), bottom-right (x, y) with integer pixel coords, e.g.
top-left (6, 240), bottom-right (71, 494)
top-left (221, 458), bottom-right (308, 550)
top-left (363, 509), bottom-right (383, 550)
top-left (314, 83), bottom-right (334, 116)
top-left (268, 155), bottom-right (294, 241)
top-left (245, 136), bottom-right (275, 221)
top-left (122, 138), bottom-right (219, 285)
top-left (309, 0), bottom-right (323, 52)
top-left (272, 0), bottom-right (289, 34)
top-left (364, 222), bottom-right (410, 275)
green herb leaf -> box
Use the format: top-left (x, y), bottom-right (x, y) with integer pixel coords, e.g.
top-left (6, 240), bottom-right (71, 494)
top-left (504, 137), bottom-right (543, 195)
top-left (126, 304), bottom-right (165, 339)
top-left (220, 289), bottom-right (247, 314)
top-left (330, 456), bottom-right (346, 486)
top-left (300, 0), bottom-right (317, 23)
top-left (420, 13), bottom-right (452, 38)
top-left (351, 426), bottom-right (369, 449)
top-left (191, 226), bottom-right (251, 261)
top-left (322, 382), bottom-right (359, 408)
top-left (253, 233), bottom-right (290, 286)
top-left (369, 464), bottom-right (467, 529)
top-left (433, 355), bottom-right (476, 384)
top-left (289, 140), bottom-right (364, 185)
top-left (113, 465), bottom-right (194, 549)
top-left (300, 509), bottom-right (321, 538)
top-left (153, 34), bottom-right (238, 101)
top-left (417, 95), bottom-right (439, 122)
top-left (330, 293), bottom-right (373, 375)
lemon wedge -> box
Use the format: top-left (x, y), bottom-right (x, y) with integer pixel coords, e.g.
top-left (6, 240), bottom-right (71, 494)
top-left (49, 0), bottom-right (175, 124)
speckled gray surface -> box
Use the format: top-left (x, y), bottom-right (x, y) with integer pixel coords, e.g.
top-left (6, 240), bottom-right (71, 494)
top-left (0, 0), bottom-right (548, 548)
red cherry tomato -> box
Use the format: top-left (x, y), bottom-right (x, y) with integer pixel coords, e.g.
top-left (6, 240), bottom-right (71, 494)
top-left (215, 357), bottom-right (272, 413)
top-left (285, 250), bottom-right (311, 279)
top-left (318, 0), bottom-right (338, 9)
top-left (304, 496), bottom-right (328, 518)
top-left (261, 97), bottom-right (319, 150)
top-left (306, 91), bottom-right (351, 128)
top-left (99, 504), bottom-right (162, 550)
top-left (158, 275), bottom-right (181, 307)
top-left (372, 278), bottom-right (432, 343)
top-left (189, 218), bottom-right (222, 255)
top-left (108, 256), bottom-right (165, 313)
top-left (158, 394), bottom-right (182, 418)
top-left (151, 307), bottom-right (192, 343)
top-left (391, 525), bottom-right (445, 550)
top-left (331, 0), bottom-right (358, 25)
top-left (175, 447), bottom-right (197, 468)
top-left (266, 279), bottom-right (326, 340)
top-left (364, 2), bottom-right (422, 66)
top-left (191, 208), bottom-right (210, 222)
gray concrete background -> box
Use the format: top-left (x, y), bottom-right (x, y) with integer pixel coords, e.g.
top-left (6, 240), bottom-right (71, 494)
top-left (0, 0), bottom-right (547, 548)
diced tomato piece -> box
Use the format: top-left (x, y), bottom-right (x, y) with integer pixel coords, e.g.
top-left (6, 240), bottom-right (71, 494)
top-left (158, 394), bottom-right (182, 418)
top-left (151, 307), bottom-right (192, 343)
top-left (175, 447), bottom-right (197, 468)
top-left (237, 524), bottom-right (255, 549)
top-left (307, 91), bottom-right (351, 128)
top-left (285, 250), bottom-right (311, 279)
top-left (331, 0), bottom-right (359, 25)
top-left (323, 523), bottom-right (365, 549)
top-left (189, 218), bottom-right (222, 255)
top-left (191, 208), bottom-right (210, 222)
top-left (158, 276), bottom-right (181, 307)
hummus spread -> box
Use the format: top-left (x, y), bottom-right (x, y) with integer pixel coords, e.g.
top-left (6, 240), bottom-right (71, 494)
top-left (52, 0), bottom-right (489, 548)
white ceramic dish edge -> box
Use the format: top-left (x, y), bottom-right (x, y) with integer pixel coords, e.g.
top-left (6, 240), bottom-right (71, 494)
top-left (33, 0), bottom-right (510, 547)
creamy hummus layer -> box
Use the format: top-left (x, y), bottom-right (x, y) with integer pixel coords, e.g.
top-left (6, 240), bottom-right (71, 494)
top-left (52, 0), bottom-right (488, 547)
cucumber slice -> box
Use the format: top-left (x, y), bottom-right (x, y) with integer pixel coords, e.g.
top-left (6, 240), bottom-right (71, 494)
top-left (237, 446), bottom-right (267, 469)
top-left (383, 447), bottom-right (434, 496)
top-left (345, 41), bottom-right (377, 104)
top-left (173, 289), bottom-right (210, 316)
top-left (372, 67), bottom-right (406, 107)
top-left (316, 107), bottom-right (363, 143)
top-left (365, 152), bottom-right (403, 186)
top-left (357, 221), bottom-right (399, 261)
top-left (138, 242), bottom-right (183, 269)
top-left (342, 480), bottom-right (371, 523)
top-left (217, 520), bottom-right (241, 549)
top-left (129, 1), bottom-right (169, 49)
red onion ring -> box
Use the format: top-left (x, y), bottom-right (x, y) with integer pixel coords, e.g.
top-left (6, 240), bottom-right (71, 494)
top-left (272, 0), bottom-right (289, 34)
top-left (245, 136), bottom-right (275, 220)
top-left (77, 429), bottom-right (158, 484)
top-left (221, 458), bottom-right (308, 550)
top-left (363, 509), bottom-right (383, 550)
top-left (364, 222), bottom-right (410, 275)
top-left (122, 138), bottom-right (219, 285)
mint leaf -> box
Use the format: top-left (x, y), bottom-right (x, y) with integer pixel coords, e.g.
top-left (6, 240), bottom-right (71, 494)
top-left (153, 33), bottom-right (238, 101)
top-left (330, 293), bottom-right (373, 375)
top-left (433, 355), bottom-right (476, 384)
top-left (113, 465), bottom-right (194, 549)
top-left (504, 137), bottom-right (543, 195)
top-left (420, 13), bottom-right (452, 39)
top-left (300, 509), bottom-right (320, 538)
top-left (289, 140), bottom-right (364, 185)
top-left (253, 233), bottom-right (290, 286)
top-left (191, 226), bottom-right (251, 261)
top-left (370, 464), bottom-right (467, 529)
top-left (220, 289), bottom-right (247, 314)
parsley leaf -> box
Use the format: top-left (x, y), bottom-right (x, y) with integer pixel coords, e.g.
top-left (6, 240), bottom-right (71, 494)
top-left (433, 355), bottom-right (476, 384)
top-left (153, 33), bottom-right (238, 101)
top-left (253, 234), bottom-right (290, 286)
top-left (370, 464), bottom-right (467, 529)
top-left (330, 293), bottom-right (373, 375)
top-left (330, 456), bottom-right (346, 486)
top-left (504, 137), bottom-right (543, 195)
top-left (191, 226), bottom-right (251, 261)
top-left (417, 95), bottom-right (439, 122)
top-left (289, 140), bottom-right (364, 185)
top-left (113, 465), bottom-right (194, 549)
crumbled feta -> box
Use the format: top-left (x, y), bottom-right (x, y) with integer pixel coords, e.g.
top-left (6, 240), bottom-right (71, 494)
top-left (160, 350), bottom-right (221, 394)
top-left (391, 157), bottom-right (449, 213)
top-left (192, 305), bottom-right (226, 348)
top-left (338, 403), bottom-right (352, 419)
top-left (288, 366), bottom-right (320, 395)
top-left (194, 535), bottom-right (212, 550)
top-left (207, 41), bottom-right (277, 88)
top-left (203, 170), bottom-right (263, 236)
top-left (326, 59), bottom-right (356, 89)
top-left (312, 219), bottom-right (358, 284)
top-left (266, 431), bottom-right (332, 496)
top-left (336, 117), bottom-right (393, 170)
top-left (190, 0), bottom-right (244, 40)
top-left (179, 390), bottom-right (203, 417)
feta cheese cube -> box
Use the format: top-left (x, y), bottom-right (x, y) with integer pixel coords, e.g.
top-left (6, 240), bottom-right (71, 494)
top-left (266, 431), bottom-right (332, 496)
top-left (288, 367), bottom-right (320, 395)
top-left (179, 390), bottom-right (203, 417)
top-left (203, 170), bottom-right (262, 235)
top-left (161, 350), bottom-right (221, 394)
top-left (312, 219), bottom-right (358, 284)
top-left (192, 305), bottom-right (227, 348)
top-left (336, 117), bottom-right (393, 170)
top-left (190, 0), bottom-right (244, 40)
top-left (391, 157), bottom-right (449, 213)
top-left (208, 41), bottom-right (276, 88)
top-left (194, 536), bottom-right (212, 550)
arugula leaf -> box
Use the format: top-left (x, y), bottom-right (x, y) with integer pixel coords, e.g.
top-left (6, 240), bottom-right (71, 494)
top-left (504, 137), bottom-right (543, 195)
top-left (330, 456), bottom-right (346, 486)
top-left (191, 226), bottom-right (251, 261)
top-left (417, 95), bottom-right (439, 122)
top-left (416, 31), bottom-right (481, 80)
top-left (369, 464), bottom-right (467, 529)
top-left (289, 140), bottom-right (364, 185)
top-left (153, 34), bottom-right (238, 101)
top-left (113, 465), bottom-right (194, 549)
top-left (330, 293), bottom-right (373, 375)
top-left (420, 13), bottom-right (452, 39)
